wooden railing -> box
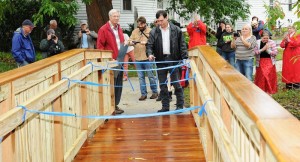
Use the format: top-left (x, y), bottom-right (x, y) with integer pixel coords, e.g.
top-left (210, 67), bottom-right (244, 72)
top-left (1, 46), bottom-right (300, 162)
top-left (189, 46), bottom-right (300, 162)
top-left (0, 49), bottom-right (115, 162)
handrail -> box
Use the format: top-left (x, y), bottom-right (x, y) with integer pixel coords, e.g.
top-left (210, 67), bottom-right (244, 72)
top-left (189, 45), bottom-right (300, 162)
top-left (0, 49), bottom-right (115, 162)
top-left (190, 60), bottom-right (241, 162)
top-left (0, 62), bottom-right (115, 138)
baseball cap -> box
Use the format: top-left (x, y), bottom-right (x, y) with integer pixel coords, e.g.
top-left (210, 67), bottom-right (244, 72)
top-left (47, 29), bottom-right (55, 35)
top-left (22, 19), bottom-right (35, 28)
top-left (80, 20), bottom-right (88, 26)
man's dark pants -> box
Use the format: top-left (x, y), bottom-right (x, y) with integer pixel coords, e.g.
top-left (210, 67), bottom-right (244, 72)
top-left (114, 68), bottom-right (123, 108)
top-left (157, 63), bottom-right (184, 109)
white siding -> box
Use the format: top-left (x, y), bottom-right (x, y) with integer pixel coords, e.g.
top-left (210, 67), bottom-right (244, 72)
top-left (74, 0), bottom-right (88, 31)
top-left (235, 0), bottom-right (298, 30)
top-left (113, 0), bottom-right (162, 29)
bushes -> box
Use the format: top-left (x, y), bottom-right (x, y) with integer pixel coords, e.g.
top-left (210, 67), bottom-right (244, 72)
top-left (0, 0), bottom-right (76, 52)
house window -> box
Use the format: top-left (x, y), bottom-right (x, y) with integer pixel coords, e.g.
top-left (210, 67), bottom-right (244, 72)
top-left (123, 0), bottom-right (132, 11)
top-left (270, 0), bottom-right (273, 7)
top-left (288, 0), bottom-right (292, 11)
top-left (157, 0), bottom-right (163, 9)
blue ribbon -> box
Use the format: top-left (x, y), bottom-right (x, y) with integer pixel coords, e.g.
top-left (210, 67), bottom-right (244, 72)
top-left (91, 62), bottom-right (186, 72)
top-left (87, 62), bottom-right (94, 72)
top-left (61, 76), bottom-right (195, 89)
top-left (198, 100), bottom-right (212, 116)
top-left (17, 105), bottom-right (208, 119)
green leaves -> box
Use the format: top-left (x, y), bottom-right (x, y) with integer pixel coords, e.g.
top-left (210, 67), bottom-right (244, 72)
top-left (167, 0), bottom-right (250, 25)
top-left (264, 1), bottom-right (285, 30)
top-left (33, 0), bottom-right (80, 27)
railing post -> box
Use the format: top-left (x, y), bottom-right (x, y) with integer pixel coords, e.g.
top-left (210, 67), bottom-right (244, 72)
top-left (0, 83), bottom-right (15, 162)
top-left (53, 71), bottom-right (64, 162)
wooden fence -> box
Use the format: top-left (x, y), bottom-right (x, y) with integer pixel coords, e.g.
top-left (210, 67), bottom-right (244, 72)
top-left (0, 49), bottom-right (115, 162)
top-left (1, 46), bottom-right (300, 162)
top-left (189, 46), bottom-right (300, 162)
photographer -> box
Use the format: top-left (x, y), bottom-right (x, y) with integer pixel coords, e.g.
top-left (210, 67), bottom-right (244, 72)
top-left (74, 20), bottom-right (98, 49)
top-left (40, 29), bottom-right (64, 58)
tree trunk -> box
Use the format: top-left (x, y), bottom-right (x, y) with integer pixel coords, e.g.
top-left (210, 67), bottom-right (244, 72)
top-left (86, 0), bottom-right (113, 32)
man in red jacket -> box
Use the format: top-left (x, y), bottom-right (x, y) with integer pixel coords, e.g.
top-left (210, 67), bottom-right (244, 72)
top-left (97, 9), bottom-right (125, 114)
top-left (186, 15), bottom-right (207, 49)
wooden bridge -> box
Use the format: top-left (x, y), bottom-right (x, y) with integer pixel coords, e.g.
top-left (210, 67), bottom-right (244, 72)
top-left (0, 46), bottom-right (300, 162)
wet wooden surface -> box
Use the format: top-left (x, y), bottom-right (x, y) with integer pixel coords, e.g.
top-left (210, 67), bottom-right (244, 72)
top-left (73, 114), bottom-right (205, 162)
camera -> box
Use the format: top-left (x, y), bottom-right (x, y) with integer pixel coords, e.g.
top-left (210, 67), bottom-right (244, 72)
top-left (132, 41), bottom-right (140, 44)
top-left (234, 32), bottom-right (239, 37)
top-left (51, 35), bottom-right (57, 39)
top-left (81, 30), bottom-right (87, 33)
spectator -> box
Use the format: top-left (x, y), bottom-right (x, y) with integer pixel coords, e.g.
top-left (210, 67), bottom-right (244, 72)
top-left (40, 29), bottom-right (65, 58)
top-left (215, 20), bottom-right (226, 54)
top-left (187, 15), bottom-right (206, 49)
top-left (74, 20), bottom-right (98, 49)
top-left (280, 25), bottom-right (300, 89)
top-left (146, 10), bottom-right (188, 112)
top-left (128, 16), bottom-right (158, 100)
top-left (218, 23), bottom-right (235, 66)
top-left (11, 19), bottom-right (36, 67)
top-left (231, 24), bottom-right (256, 81)
top-left (123, 33), bottom-right (135, 81)
top-left (43, 19), bottom-right (62, 41)
top-left (251, 20), bottom-right (264, 40)
top-left (254, 31), bottom-right (278, 94)
top-left (97, 9), bottom-right (125, 114)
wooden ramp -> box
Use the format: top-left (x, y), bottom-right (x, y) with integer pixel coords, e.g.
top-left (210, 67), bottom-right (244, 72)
top-left (73, 114), bottom-right (205, 162)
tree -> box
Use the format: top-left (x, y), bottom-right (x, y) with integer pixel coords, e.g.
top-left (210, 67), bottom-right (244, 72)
top-left (264, 1), bottom-right (285, 30)
top-left (294, 0), bottom-right (300, 30)
top-left (0, 0), bottom-right (113, 51)
top-left (167, 0), bottom-right (250, 25)
top-left (86, 0), bottom-right (113, 31)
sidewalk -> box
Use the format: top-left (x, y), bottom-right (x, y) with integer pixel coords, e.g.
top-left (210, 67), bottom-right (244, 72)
top-left (119, 77), bottom-right (189, 115)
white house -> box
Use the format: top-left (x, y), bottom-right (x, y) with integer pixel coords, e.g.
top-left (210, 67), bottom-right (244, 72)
top-left (74, 0), bottom-right (187, 30)
top-left (235, 0), bottom-right (298, 30)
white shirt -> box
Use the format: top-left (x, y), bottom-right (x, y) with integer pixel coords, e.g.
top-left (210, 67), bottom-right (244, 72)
top-left (160, 24), bottom-right (170, 54)
top-left (110, 21), bottom-right (121, 50)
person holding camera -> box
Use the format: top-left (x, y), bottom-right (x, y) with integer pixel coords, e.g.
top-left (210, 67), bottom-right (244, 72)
top-left (128, 16), bottom-right (158, 101)
top-left (74, 20), bottom-right (98, 49)
top-left (187, 14), bottom-right (206, 49)
top-left (40, 29), bottom-right (65, 58)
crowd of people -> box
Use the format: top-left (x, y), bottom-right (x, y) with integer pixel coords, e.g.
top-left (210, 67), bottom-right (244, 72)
top-left (215, 17), bottom-right (300, 94)
top-left (11, 10), bottom-right (300, 114)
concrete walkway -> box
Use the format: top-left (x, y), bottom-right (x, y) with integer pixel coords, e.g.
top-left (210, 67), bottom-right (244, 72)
top-left (118, 77), bottom-right (189, 115)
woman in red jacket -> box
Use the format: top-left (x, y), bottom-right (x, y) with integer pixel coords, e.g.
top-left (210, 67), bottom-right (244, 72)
top-left (187, 15), bottom-right (206, 49)
top-left (280, 25), bottom-right (300, 89)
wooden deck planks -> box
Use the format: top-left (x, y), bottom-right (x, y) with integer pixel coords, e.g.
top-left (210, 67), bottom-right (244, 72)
top-left (73, 114), bottom-right (205, 162)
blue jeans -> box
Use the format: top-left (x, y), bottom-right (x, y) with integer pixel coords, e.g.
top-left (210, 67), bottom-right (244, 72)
top-left (221, 51), bottom-right (235, 66)
top-left (136, 61), bottom-right (158, 96)
top-left (216, 47), bottom-right (222, 55)
top-left (235, 58), bottom-right (254, 81)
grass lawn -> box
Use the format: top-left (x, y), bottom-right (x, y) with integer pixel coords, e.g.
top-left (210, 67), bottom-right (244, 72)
top-left (1, 52), bottom-right (299, 119)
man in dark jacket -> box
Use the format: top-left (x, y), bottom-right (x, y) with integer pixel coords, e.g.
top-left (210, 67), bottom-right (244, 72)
top-left (215, 20), bottom-right (226, 55)
top-left (146, 10), bottom-right (188, 112)
top-left (40, 29), bottom-right (65, 58)
top-left (11, 19), bottom-right (36, 67)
